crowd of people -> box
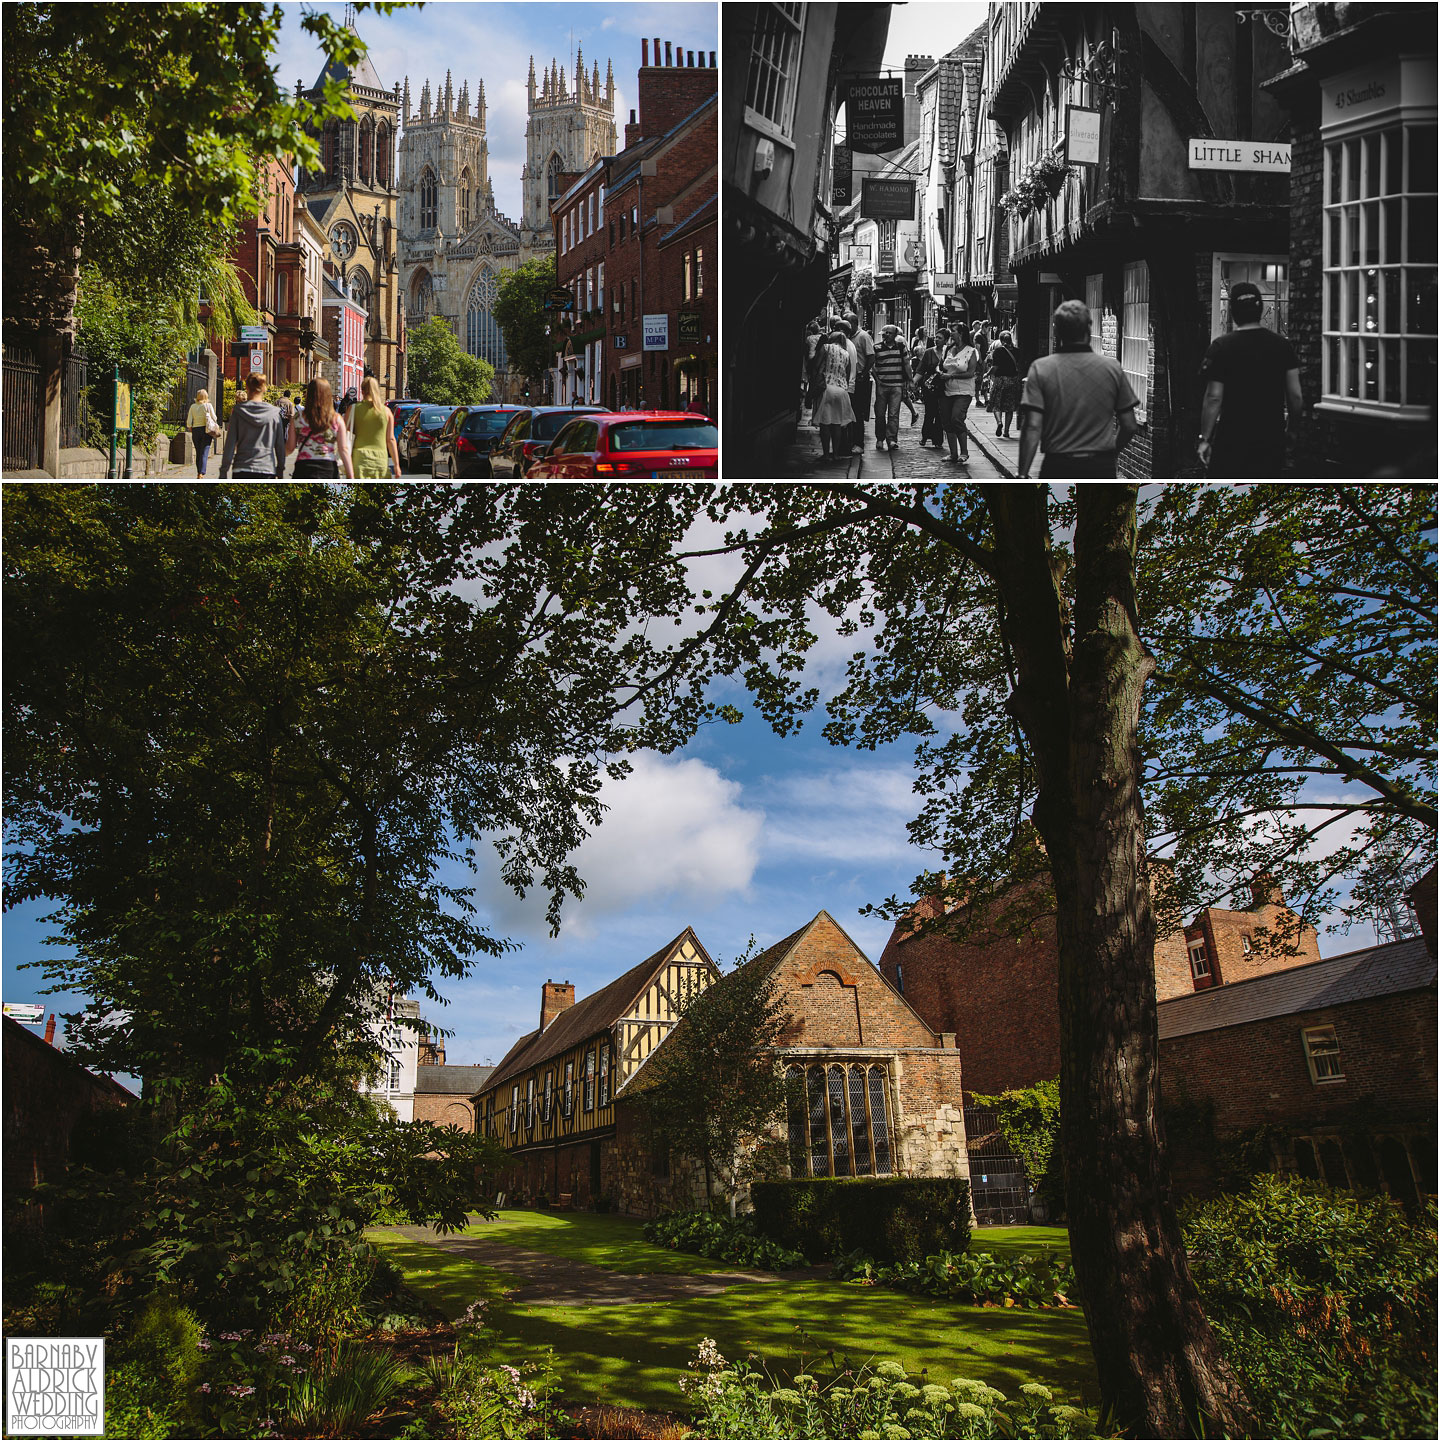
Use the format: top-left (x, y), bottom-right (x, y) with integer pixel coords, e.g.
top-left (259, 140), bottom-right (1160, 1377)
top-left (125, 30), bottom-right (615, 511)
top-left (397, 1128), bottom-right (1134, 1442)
top-left (802, 310), bottom-right (1022, 465)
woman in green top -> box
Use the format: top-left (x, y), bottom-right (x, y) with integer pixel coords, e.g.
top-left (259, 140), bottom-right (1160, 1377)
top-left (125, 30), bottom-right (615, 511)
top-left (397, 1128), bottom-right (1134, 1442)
top-left (349, 375), bottom-right (402, 478)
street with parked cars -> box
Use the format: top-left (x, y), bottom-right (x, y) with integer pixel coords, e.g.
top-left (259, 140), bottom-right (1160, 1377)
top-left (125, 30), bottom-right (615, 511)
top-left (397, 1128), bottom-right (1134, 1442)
top-left (525, 411), bottom-right (718, 479)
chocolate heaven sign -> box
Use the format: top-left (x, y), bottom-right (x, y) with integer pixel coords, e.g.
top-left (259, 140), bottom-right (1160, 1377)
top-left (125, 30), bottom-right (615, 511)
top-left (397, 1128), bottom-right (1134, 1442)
top-left (847, 78), bottom-right (904, 154)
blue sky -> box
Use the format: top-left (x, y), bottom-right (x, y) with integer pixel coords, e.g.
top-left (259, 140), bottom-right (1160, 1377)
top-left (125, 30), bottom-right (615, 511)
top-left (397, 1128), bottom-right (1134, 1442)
top-left (270, 0), bottom-right (717, 224)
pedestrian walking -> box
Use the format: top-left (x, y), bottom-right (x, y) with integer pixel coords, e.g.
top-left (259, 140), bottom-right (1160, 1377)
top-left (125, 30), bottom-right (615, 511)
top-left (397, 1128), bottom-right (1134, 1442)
top-left (986, 330), bottom-right (1022, 438)
top-left (971, 323), bottom-right (992, 410)
top-left (918, 333), bottom-right (944, 447)
top-left (186, 388), bottom-right (220, 477)
top-left (217, 372), bottom-right (286, 478)
top-left (849, 316), bottom-right (875, 453)
top-left (1197, 281), bottom-right (1303, 477)
top-left (288, 376), bottom-right (355, 479)
top-left (802, 319), bottom-right (823, 412)
top-left (836, 320), bottom-right (862, 455)
top-left (871, 323), bottom-right (912, 451)
top-left (939, 325), bottom-right (980, 463)
top-left (812, 326), bottom-right (856, 462)
top-left (1016, 300), bottom-right (1141, 479)
top-left (349, 375), bottom-right (402, 478)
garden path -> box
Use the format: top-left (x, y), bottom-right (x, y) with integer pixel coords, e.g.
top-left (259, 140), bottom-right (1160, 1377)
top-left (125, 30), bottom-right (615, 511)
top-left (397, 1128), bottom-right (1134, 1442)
top-left (388, 1220), bottom-right (825, 1307)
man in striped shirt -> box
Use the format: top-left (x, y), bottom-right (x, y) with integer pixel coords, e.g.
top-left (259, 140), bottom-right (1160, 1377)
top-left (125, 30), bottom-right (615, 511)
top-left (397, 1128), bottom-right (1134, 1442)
top-left (872, 323), bottom-right (912, 451)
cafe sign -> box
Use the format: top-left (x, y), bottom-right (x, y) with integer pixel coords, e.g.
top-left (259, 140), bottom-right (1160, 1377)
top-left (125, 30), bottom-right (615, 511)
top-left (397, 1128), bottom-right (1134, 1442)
top-left (1187, 138), bottom-right (1292, 173)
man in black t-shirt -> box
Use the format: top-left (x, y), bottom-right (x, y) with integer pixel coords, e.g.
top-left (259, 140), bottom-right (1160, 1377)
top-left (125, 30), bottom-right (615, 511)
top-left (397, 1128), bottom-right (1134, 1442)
top-left (1197, 281), bottom-right (1303, 477)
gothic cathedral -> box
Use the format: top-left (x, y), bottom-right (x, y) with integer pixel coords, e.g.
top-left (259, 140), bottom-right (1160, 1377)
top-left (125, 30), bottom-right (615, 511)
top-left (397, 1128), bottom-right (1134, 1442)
top-left (296, 21), bottom-right (403, 397)
top-left (397, 50), bottom-right (616, 400)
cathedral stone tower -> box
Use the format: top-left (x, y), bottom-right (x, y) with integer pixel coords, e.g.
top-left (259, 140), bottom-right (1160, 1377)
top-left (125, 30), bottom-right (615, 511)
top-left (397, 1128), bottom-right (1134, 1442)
top-left (397, 47), bottom-right (617, 401)
top-left (296, 14), bottom-right (402, 396)
top-left (520, 48), bottom-right (618, 251)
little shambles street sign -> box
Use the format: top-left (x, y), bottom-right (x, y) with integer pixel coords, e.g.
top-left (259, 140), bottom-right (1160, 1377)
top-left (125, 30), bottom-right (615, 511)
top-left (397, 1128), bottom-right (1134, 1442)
top-left (847, 78), bottom-right (903, 154)
top-left (1187, 138), bottom-right (1292, 172)
top-left (861, 177), bottom-right (915, 221)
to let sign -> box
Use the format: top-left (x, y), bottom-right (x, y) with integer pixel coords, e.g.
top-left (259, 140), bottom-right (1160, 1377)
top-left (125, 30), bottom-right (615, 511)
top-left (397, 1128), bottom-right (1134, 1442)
top-left (847, 78), bottom-right (904, 154)
top-left (861, 177), bottom-right (915, 221)
top-left (642, 314), bottom-right (669, 351)
top-left (1187, 138), bottom-right (1292, 173)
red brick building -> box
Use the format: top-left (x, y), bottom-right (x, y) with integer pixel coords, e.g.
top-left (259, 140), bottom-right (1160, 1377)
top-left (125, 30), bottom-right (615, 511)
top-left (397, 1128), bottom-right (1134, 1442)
top-left (475, 911), bottom-right (970, 1217)
top-left (1159, 935), bottom-right (1437, 1201)
top-left (878, 876), bottom-right (1320, 1097)
top-left (551, 41), bottom-right (717, 413)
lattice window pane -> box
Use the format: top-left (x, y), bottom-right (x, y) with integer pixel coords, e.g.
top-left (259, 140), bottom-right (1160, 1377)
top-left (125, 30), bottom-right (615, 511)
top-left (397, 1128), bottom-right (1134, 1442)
top-left (807, 1066), bottom-right (828, 1176)
top-left (828, 1066), bottom-right (850, 1174)
top-left (849, 1066), bottom-right (872, 1176)
top-left (745, 4), bottom-right (803, 137)
top-left (869, 1067), bottom-right (892, 1175)
top-left (1121, 259), bottom-right (1149, 421)
top-left (786, 1067), bottom-right (808, 1176)
top-left (466, 267), bottom-right (509, 370)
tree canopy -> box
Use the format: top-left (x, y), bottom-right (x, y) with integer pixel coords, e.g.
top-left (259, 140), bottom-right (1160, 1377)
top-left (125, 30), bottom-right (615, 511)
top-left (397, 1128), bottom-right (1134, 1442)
top-left (493, 256), bottom-right (559, 388)
top-left (405, 316), bottom-right (495, 406)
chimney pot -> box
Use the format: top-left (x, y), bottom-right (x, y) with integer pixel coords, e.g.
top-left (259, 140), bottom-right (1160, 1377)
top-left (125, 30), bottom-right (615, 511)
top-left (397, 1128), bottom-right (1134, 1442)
top-left (540, 980), bottom-right (576, 1031)
top-left (1249, 873), bottom-right (1284, 910)
top-left (641, 38), bottom-right (648, 66)
top-left (653, 36), bottom-right (661, 66)
top-left (709, 51), bottom-right (716, 68)
top-left (43, 1013), bottom-right (56, 1046)
top-left (665, 41), bottom-right (672, 66)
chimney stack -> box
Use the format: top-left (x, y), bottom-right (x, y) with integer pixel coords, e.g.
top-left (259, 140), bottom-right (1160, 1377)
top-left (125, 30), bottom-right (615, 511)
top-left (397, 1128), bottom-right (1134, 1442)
top-left (43, 1014), bottom-right (56, 1046)
top-left (540, 980), bottom-right (576, 1031)
top-left (641, 38), bottom-right (648, 66)
top-left (1249, 873), bottom-right (1284, 910)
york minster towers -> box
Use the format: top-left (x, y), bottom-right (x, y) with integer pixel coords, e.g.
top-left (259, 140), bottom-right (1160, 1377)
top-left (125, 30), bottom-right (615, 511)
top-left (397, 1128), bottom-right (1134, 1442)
top-left (520, 50), bottom-right (618, 249)
top-left (397, 50), bottom-right (617, 401)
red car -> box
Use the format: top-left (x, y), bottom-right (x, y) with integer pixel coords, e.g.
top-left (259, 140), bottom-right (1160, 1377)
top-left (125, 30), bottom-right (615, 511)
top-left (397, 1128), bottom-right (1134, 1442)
top-left (527, 411), bottom-right (718, 479)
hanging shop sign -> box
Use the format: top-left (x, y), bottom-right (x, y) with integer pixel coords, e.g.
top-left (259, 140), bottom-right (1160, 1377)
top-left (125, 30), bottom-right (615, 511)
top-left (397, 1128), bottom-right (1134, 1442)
top-left (851, 243), bottom-right (872, 267)
top-left (1187, 138), bottom-right (1292, 172)
top-left (1066, 106), bottom-right (1101, 165)
top-left (832, 142), bottom-right (852, 208)
top-left (677, 311), bottom-right (703, 345)
top-left (933, 273), bottom-right (957, 296)
top-left (642, 314), bottom-right (669, 351)
top-left (1099, 311), bottom-right (1120, 360)
top-left (861, 177), bottom-right (915, 221)
top-left (3, 1003), bottom-right (44, 1024)
top-left (847, 78), bottom-right (904, 154)
top-left (544, 288), bottom-right (575, 312)
top-left (878, 240), bottom-right (896, 275)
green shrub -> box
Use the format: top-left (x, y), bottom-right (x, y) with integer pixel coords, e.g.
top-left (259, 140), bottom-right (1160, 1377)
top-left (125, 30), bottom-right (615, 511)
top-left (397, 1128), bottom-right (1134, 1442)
top-left (750, 1178), bottom-right (972, 1264)
top-left (644, 1211), bottom-right (807, 1270)
top-left (833, 1248), bottom-right (1076, 1310)
top-left (1182, 1175), bottom-right (1437, 1438)
top-left (679, 1339), bottom-right (1099, 1439)
top-left (970, 1080), bottom-right (1063, 1216)
top-left (104, 1294), bottom-right (206, 1439)
top-left (286, 1341), bottom-right (414, 1436)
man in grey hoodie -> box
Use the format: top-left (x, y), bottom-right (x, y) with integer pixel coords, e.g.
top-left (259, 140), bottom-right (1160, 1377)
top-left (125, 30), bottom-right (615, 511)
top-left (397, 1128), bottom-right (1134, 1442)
top-left (218, 372), bottom-right (287, 478)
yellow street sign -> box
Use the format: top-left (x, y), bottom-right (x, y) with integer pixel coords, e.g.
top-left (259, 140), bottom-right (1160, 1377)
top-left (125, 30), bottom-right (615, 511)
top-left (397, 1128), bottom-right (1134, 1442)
top-left (115, 381), bottom-right (131, 432)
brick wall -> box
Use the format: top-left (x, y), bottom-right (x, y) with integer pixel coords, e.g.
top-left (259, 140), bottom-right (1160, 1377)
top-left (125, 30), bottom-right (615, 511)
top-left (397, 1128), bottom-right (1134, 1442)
top-left (634, 48), bottom-right (717, 142)
top-left (1159, 986), bottom-right (1437, 1135)
top-left (412, 1093), bottom-right (477, 1130)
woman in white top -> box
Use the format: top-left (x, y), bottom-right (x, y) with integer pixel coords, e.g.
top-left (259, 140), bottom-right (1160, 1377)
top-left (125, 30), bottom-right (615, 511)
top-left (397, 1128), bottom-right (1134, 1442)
top-left (940, 325), bottom-right (979, 463)
top-left (185, 388), bottom-right (220, 477)
top-left (811, 328), bottom-right (857, 461)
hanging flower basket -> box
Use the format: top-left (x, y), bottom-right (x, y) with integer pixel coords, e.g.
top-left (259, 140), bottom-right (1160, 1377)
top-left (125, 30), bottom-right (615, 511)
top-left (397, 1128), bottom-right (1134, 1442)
top-left (1030, 150), bottom-right (1074, 199)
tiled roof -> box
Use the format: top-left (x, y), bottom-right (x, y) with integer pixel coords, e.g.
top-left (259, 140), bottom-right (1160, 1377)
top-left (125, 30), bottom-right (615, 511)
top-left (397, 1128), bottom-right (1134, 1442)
top-left (1158, 938), bottom-right (1435, 1040)
top-left (415, 1064), bottom-right (493, 1095)
top-left (935, 23), bottom-right (987, 166)
top-left (482, 928), bottom-right (710, 1092)
top-left (312, 29), bottom-right (387, 94)
top-left (659, 193), bottom-right (716, 247)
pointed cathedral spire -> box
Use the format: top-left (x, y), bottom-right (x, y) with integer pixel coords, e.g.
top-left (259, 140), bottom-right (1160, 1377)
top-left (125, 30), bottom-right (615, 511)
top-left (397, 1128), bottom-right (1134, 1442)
top-left (479, 78), bottom-right (487, 127)
top-left (605, 58), bottom-right (614, 107)
top-left (457, 80), bottom-right (468, 121)
top-left (402, 75), bottom-right (411, 122)
top-left (575, 45), bottom-right (585, 99)
top-left (443, 69), bottom-right (453, 119)
top-left (420, 78), bottom-right (431, 121)
top-left (592, 60), bottom-right (600, 103)
top-left (527, 56), bottom-right (536, 103)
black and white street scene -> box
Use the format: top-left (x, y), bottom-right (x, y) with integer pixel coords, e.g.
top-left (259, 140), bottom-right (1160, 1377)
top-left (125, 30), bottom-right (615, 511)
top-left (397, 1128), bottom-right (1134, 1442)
top-left (723, 2), bottom-right (1437, 478)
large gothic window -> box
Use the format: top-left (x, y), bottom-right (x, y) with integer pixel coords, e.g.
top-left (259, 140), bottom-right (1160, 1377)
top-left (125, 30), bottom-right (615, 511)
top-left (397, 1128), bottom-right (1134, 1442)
top-left (785, 1063), bottom-right (893, 1178)
top-left (411, 271), bottom-right (434, 320)
top-left (465, 266), bottom-right (508, 370)
top-left (459, 168), bottom-right (472, 232)
top-left (376, 122), bottom-right (391, 189)
top-left (339, 121), bottom-right (356, 181)
top-left (350, 268), bottom-right (374, 336)
top-left (420, 166), bottom-right (437, 230)
top-left (547, 152), bottom-right (563, 203)
top-left (359, 117), bottom-right (375, 185)
top-left (322, 120), bottom-right (338, 181)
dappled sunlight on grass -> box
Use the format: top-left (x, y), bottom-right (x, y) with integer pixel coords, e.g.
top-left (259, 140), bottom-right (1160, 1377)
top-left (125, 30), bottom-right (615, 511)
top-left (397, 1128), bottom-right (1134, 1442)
top-left (971, 1225), bottom-right (1071, 1256)
top-left (371, 1226), bottom-right (1098, 1416)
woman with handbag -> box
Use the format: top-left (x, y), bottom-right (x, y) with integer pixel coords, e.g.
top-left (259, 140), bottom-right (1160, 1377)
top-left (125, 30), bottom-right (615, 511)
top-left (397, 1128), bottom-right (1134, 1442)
top-left (186, 388), bottom-right (220, 477)
top-left (287, 376), bottom-right (355, 479)
top-left (940, 325), bottom-right (979, 463)
top-left (987, 329), bottom-right (1022, 438)
top-left (811, 327), bottom-right (857, 462)
top-left (918, 334), bottom-right (943, 447)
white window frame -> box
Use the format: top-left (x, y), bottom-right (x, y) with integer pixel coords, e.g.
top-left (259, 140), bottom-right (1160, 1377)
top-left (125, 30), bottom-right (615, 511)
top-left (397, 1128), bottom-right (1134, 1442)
top-left (1188, 942), bottom-right (1211, 980)
top-left (1303, 1025), bottom-right (1345, 1084)
top-left (509, 1083), bottom-right (519, 1132)
top-left (563, 1059), bottom-right (574, 1118)
top-left (1121, 259), bottom-right (1150, 424)
top-left (743, 4), bottom-right (805, 147)
top-left (543, 1070), bottom-right (554, 1121)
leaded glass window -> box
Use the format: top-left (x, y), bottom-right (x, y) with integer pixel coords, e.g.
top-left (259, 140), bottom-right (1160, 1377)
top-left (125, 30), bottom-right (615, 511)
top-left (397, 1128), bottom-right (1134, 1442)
top-left (465, 266), bottom-right (508, 370)
top-left (785, 1066), bottom-right (807, 1175)
top-left (806, 1066), bottom-right (828, 1177)
top-left (869, 1067), bottom-right (892, 1175)
top-left (420, 166), bottom-right (438, 230)
top-left (827, 1066), bottom-right (850, 1172)
top-left (787, 1061), bottom-right (893, 1178)
top-left (849, 1067), bottom-right (872, 1175)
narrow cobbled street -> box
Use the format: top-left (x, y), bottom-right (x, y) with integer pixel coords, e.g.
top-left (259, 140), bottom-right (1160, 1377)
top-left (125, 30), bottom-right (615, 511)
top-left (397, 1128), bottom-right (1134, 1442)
top-left (770, 406), bottom-right (1022, 480)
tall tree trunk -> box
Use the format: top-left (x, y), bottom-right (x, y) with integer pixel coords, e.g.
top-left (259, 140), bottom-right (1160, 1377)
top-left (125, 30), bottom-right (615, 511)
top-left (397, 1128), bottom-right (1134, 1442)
top-left (986, 485), bottom-right (1252, 1438)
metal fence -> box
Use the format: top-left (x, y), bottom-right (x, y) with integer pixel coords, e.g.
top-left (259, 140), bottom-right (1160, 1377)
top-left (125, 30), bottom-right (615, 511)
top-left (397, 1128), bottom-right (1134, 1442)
top-left (964, 1104), bottom-right (1034, 1226)
top-left (3, 342), bottom-right (42, 472)
top-left (162, 360), bottom-right (210, 427)
top-left (61, 348), bottom-right (90, 450)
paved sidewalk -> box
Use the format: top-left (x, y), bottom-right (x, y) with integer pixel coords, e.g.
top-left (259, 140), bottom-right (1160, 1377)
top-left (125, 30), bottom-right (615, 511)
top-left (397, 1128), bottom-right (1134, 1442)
top-left (773, 404), bottom-right (1008, 480)
top-left (389, 1221), bottom-right (823, 1307)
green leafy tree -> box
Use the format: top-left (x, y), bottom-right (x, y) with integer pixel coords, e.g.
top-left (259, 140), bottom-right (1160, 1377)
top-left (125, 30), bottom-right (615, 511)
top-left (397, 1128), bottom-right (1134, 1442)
top-left (405, 316), bottom-right (494, 405)
top-left (970, 1079), bottom-right (1063, 1216)
top-left (632, 942), bottom-right (790, 1209)
top-left (2, 2), bottom-right (398, 346)
top-left (494, 256), bottom-right (559, 387)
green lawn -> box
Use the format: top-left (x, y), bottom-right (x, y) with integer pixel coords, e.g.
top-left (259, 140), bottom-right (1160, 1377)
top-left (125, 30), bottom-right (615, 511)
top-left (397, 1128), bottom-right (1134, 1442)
top-left (971, 1225), bottom-right (1071, 1256)
top-left (371, 1218), bottom-right (1095, 1416)
top-left (445, 1209), bottom-right (729, 1275)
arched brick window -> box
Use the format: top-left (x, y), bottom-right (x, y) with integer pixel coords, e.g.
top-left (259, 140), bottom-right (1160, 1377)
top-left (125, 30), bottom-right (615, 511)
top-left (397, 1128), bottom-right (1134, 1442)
top-left (359, 116), bottom-right (375, 184)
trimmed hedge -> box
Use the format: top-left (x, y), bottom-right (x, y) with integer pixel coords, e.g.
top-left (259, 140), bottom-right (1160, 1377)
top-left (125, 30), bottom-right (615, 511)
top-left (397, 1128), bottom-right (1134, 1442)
top-left (750, 1177), bottom-right (972, 1264)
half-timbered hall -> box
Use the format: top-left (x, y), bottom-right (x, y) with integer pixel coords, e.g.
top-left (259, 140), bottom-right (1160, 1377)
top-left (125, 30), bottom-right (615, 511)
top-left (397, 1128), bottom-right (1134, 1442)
top-left (472, 928), bottom-right (719, 1208)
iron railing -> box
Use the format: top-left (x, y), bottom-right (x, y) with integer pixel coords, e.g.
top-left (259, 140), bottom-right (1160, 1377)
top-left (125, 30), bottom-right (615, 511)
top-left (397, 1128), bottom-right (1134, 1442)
top-left (3, 342), bottom-right (42, 472)
top-left (61, 348), bottom-right (90, 449)
top-left (964, 1103), bottom-right (1035, 1226)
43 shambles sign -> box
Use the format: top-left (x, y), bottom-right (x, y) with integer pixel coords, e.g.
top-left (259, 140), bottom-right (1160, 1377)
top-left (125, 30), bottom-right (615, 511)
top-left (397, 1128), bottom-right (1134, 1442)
top-left (846, 78), bottom-right (903, 153)
top-left (5, 1339), bottom-right (105, 1435)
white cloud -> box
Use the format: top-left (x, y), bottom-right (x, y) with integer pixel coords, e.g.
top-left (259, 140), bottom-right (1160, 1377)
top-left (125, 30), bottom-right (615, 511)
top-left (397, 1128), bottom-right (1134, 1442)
top-left (478, 753), bottom-right (764, 936)
top-left (760, 763), bottom-right (923, 865)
